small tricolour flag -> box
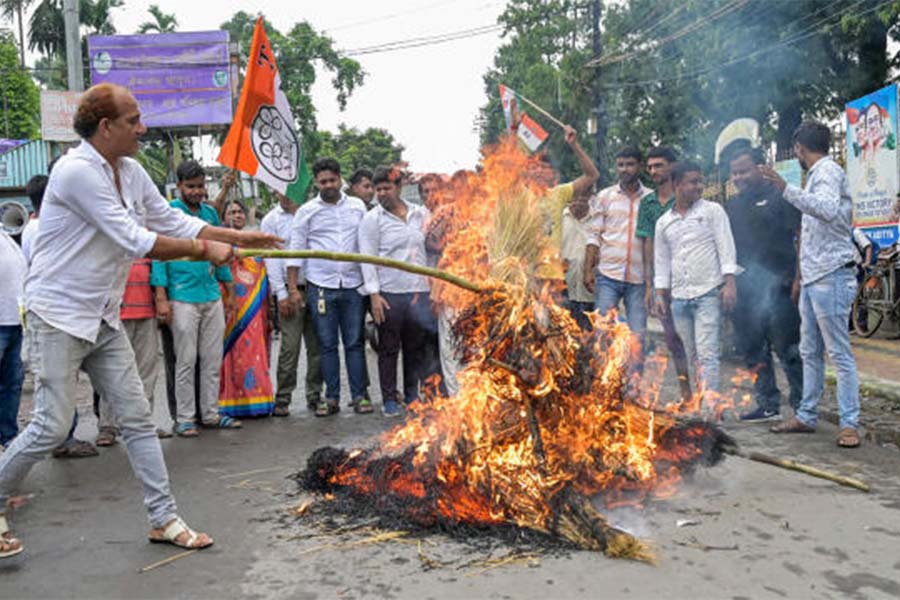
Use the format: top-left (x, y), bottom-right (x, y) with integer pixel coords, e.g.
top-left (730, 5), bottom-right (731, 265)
top-left (516, 113), bottom-right (549, 153)
top-left (218, 17), bottom-right (311, 203)
top-left (498, 83), bottom-right (521, 132)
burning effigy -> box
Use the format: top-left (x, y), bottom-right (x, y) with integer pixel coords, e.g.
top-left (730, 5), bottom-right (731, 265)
top-left (292, 137), bottom-right (740, 562)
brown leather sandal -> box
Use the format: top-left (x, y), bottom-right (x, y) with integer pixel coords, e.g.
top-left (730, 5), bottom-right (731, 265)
top-left (770, 417), bottom-right (815, 434)
top-left (837, 427), bottom-right (861, 448)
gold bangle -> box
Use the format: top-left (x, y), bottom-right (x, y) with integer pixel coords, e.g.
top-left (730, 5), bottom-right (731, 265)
top-left (191, 238), bottom-right (200, 257)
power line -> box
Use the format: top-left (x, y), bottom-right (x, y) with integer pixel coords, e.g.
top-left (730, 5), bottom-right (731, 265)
top-left (342, 24), bottom-right (502, 57)
top-left (598, 0), bottom-right (885, 88)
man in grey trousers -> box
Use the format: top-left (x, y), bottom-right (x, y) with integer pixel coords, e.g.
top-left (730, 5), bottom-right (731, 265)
top-left (0, 83), bottom-right (280, 559)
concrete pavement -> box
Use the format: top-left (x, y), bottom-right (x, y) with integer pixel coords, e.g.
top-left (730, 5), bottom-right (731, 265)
top-left (3, 347), bottom-right (900, 599)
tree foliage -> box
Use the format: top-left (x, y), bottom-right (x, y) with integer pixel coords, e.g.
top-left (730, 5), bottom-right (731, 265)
top-left (0, 29), bottom-right (40, 138)
top-left (481, 0), bottom-right (900, 180)
top-left (219, 12), bottom-right (366, 157)
top-left (317, 124), bottom-right (405, 174)
top-left (137, 4), bottom-right (177, 34)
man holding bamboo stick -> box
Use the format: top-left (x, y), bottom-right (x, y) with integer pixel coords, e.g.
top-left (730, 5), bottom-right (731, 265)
top-left (0, 83), bottom-right (281, 559)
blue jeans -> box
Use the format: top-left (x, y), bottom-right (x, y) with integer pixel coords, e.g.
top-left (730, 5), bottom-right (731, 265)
top-left (671, 290), bottom-right (721, 396)
top-left (796, 267), bottom-right (859, 429)
top-left (0, 325), bottom-right (24, 447)
top-left (308, 283), bottom-right (367, 402)
top-left (594, 274), bottom-right (647, 335)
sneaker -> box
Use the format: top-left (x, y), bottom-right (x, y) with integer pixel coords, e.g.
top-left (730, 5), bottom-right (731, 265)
top-left (272, 405), bottom-right (290, 417)
top-left (739, 406), bottom-right (780, 422)
top-left (382, 400), bottom-right (403, 417)
top-left (315, 400), bottom-right (339, 417)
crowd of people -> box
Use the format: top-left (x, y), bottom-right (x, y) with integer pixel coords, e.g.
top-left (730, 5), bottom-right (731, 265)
top-left (0, 81), bottom-right (867, 561)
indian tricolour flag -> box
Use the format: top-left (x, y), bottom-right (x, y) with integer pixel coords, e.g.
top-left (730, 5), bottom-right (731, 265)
top-left (516, 113), bottom-right (549, 153)
top-left (218, 17), bottom-right (311, 203)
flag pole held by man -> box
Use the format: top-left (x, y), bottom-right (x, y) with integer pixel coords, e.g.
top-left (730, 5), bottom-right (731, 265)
top-left (0, 83), bottom-right (282, 559)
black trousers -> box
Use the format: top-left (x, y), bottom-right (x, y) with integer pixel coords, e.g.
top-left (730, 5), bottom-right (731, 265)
top-left (376, 292), bottom-right (435, 404)
top-left (734, 278), bottom-right (803, 411)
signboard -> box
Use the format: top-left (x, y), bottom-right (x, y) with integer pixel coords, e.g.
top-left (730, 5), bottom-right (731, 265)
top-left (846, 83), bottom-right (900, 245)
top-left (774, 158), bottom-right (803, 189)
top-left (40, 90), bottom-right (82, 142)
top-left (88, 31), bottom-right (233, 129)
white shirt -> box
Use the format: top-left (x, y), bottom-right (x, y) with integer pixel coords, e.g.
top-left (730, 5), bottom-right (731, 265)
top-left (358, 200), bottom-right (431, 295)
top-left (0, 231), bottom-right (27, 326)
top-left (782, 156), bottom-right (855, 285)
top-left (25, 141), bottom-right (206, 342)
top-left (288, 193), bottom-right (366, 289)
top-left (260, 204), bottom-right (300, 300)
top-left (654, 199), bottom-right (739, 300)
top-left (561, 207), bottom-right (594, 303)
top-left (20, 217), bottom-right (39, 265)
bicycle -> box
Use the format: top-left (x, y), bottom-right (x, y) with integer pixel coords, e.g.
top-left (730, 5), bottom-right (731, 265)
top-left (852, 244), bottom-right (900, 337)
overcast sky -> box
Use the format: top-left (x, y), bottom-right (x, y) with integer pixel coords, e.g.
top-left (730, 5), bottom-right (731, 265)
top-left (81, 0), bottom-right (507, 172)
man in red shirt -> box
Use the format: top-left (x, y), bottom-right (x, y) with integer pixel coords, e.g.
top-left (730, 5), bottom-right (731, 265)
top-left (93, 258), bottom-right (170, 444)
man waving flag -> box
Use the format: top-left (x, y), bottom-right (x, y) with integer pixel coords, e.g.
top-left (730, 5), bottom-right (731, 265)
top-left (218, 17), bottom-right (311, 203)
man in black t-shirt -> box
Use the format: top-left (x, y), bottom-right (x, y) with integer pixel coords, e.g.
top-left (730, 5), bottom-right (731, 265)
top-left (726, 147), bottom-right (803, 421)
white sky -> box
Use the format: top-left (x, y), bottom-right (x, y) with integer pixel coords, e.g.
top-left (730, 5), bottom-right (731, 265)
top-left (51, 0), bottom-right (508, 172)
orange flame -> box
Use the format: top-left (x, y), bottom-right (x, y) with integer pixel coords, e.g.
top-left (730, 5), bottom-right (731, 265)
top-left (323, 137), bottom-right (737, 541)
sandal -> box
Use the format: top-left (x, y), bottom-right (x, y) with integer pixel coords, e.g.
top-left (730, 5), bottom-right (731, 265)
top-left (174, 422), bottom-right (199, 438)
top-left (95, 427), bottom-right (117, 447)
top-left (0, 514), bottom-right (23, 559)
top-left (354, 397), bottom-right (374, 414)
top-left (315, 400), bottom-right (339, 417)
top-left (770, 417), bottom-right (815, 434)
top-left (148, 516), bottom-right (213, 550)
top-left (210, 415), bottom-right (242, 429)
top-left (51, 439), bottom-right (99, 458)
top-left (837, 427), bottom-right (861, 448)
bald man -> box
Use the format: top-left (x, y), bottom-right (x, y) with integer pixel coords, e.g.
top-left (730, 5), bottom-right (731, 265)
top-left (0, 83), bottom-right (281, 559)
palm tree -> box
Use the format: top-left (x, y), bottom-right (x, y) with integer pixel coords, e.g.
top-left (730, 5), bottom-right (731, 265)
top-left (137, 5), bottom-right (177, 34)
top-left (0, 0), bottom-right (34, 66)
top-left (27, 0), bottom-right (121, 85)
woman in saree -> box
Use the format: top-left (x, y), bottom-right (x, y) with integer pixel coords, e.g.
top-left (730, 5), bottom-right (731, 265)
top-left (219, 200), bottom-right (275, 417)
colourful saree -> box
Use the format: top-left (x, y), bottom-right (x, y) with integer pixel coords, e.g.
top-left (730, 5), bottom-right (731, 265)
top-left (219, 256), bottom-right (274, 417)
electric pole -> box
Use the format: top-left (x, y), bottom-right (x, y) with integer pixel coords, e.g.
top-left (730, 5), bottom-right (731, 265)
top-left (591, 0), bottom-right (606, 187)
top-left (63, 0), bottom-right (84, 91)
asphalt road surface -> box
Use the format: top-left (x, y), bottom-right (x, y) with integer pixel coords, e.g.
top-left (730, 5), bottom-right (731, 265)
top-left (3, 346), bottom-right (900, 600)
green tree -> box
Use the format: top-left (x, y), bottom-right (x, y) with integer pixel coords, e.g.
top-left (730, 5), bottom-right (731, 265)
top-left (317, 124), bottom-right (405, 173)
top-left (137, 4), bottom-right (177, 34)
top-left (28, 0), bottom-right (122, 61)
top-left (0, 30), bottom-right (40, 138)
top-left (0, 0), bottom-right (34, 66)
top-left (220, 12), bottom-right (365, 156)
top-left (481, 0), bottom-right (900, 179)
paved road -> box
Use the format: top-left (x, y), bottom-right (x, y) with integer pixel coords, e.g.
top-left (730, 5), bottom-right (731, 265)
top-left (4, 348), bottom-right (900, 599)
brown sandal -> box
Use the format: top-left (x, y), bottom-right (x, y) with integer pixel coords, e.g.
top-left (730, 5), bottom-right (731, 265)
top-left (770, 417), bottom-right (815, 434)
top-left (837, 427), bottom-right (860, 448)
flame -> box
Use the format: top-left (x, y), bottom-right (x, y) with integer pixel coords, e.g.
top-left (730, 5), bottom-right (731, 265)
top-left (308, 138), bottom-right (736, 557)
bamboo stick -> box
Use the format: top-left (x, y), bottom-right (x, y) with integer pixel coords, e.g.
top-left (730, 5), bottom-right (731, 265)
top-left (515, 93), bottom-right (568, 130)
top-left (138, 549), bottom-right (198, 573)
top-left (723, 446), bottom-right (870, 493)
top-left (236, 249), bottom-right (483, 292)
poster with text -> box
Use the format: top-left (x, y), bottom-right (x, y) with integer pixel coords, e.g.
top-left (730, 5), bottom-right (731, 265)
top-left (846, 83), bottom-right (899, 245)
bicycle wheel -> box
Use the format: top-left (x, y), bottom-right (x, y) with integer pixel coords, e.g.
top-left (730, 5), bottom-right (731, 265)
top-left (852, 272), bottom-right (888, 337)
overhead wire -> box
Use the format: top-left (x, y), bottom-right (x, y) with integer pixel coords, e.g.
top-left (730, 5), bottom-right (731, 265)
top-left (597, 0), bottom-right (885, 88)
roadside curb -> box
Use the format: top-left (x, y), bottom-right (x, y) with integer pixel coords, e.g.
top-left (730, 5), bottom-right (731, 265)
top-left (823, 369), bottom-right (900, 448)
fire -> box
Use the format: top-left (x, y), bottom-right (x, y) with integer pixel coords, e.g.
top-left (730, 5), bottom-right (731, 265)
top-left (300, 138), bottom-right (734, 561)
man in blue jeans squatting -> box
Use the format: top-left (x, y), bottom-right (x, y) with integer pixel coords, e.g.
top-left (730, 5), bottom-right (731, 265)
top-left (760, 121), bottom-right (862, 448)
top-left (287, 158), bottom-right (369, 416)
top-left (654, 161), bottom-right (738, 412)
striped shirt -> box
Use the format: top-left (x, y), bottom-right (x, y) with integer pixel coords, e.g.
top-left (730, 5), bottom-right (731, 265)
top-left (120, 258), bottom-right (155, 320)
top-left (586, 182), bottom-right (653, 285)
